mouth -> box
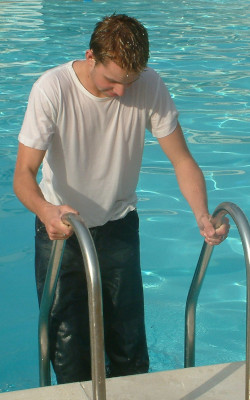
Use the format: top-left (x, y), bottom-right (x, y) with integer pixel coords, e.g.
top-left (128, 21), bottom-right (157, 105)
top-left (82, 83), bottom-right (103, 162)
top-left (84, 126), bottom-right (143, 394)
top-left (106, 91), bottom-right (118, 97)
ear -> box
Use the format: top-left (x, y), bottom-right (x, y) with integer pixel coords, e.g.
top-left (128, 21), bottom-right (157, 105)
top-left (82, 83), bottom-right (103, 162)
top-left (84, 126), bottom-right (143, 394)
top-left (86, 49), bottom-right (95, 62)
top-left (85, 50), bottom-right (96, 71)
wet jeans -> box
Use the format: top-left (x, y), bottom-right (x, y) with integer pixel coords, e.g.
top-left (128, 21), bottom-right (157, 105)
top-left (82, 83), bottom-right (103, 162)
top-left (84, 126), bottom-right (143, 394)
top-left (35, 210), bottom-right (149, 384)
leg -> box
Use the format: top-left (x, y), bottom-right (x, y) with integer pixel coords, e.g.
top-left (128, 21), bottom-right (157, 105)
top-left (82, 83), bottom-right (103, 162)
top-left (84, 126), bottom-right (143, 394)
top-left (35, 217), bottom-right (91, 383)
top-left (35, 211), bottom-right (149, 383)
top-left (93, 211), bottom-right (149, 377)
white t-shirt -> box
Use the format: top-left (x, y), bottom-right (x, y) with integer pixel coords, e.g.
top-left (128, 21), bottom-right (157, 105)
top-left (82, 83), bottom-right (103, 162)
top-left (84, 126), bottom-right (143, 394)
top-left (19, 61), bottom-right (178, 227)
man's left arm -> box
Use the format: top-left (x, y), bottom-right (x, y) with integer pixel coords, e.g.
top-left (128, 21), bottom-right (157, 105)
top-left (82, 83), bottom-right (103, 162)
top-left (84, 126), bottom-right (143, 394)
top-left (158, 122), bottom-right (229, 245)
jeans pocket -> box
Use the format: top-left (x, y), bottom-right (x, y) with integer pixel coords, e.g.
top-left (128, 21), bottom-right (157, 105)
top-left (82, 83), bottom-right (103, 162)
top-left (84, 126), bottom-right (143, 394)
top-left (35, 217), bottom-right (49, 239)
top-left (123, 210), bottom-right (139, 233)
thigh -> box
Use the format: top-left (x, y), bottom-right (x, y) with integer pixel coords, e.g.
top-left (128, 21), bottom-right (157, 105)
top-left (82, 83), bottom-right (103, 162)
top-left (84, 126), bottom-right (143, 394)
top-left (35, 217), bottom-right (86, 303)
top-left (94, 211), bottom-right (142, 314)
top-left (93, 211), bottom-right (149, 376)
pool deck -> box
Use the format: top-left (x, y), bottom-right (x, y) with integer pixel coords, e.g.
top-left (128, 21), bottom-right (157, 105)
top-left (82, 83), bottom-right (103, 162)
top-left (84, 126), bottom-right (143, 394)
top-left (0, 361), bottom-right (246, 399)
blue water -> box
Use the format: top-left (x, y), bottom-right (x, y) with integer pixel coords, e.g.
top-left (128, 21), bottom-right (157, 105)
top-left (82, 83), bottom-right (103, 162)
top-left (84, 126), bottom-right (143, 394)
top-left (0, 0), bottom-right (250, 393)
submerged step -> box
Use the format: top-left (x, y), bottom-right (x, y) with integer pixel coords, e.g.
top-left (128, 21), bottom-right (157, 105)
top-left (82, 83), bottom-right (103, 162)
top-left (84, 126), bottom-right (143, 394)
top-left (0, 361), bottom-right (245, 400)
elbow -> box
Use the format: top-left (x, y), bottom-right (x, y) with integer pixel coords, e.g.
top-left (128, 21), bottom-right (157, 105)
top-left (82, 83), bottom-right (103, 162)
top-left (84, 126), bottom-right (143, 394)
top-left (13, 166), bottom-right (27, 199)
top-left (173, 155), bottom-right (199, 173)
top-left (13, 169), bottom-right (20, 198)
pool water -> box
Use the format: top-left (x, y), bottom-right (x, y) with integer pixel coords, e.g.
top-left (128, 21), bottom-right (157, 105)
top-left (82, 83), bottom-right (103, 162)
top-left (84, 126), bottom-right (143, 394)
top-left (0, 0), bottom-right (250, 393)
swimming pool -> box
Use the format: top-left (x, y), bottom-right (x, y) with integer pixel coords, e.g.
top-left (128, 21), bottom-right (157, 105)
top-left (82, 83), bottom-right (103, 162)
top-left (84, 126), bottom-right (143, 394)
top-left (0, 0), bottom-right (249, 393)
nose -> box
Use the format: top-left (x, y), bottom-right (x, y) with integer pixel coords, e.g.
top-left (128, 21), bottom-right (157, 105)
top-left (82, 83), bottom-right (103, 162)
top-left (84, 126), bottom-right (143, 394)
top-left (113, 83), bottom-right (126, 97)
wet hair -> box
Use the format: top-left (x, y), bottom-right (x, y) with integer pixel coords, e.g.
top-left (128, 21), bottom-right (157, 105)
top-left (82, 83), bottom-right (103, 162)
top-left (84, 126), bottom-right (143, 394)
top-left (89, 14), bottom-right (149, 73)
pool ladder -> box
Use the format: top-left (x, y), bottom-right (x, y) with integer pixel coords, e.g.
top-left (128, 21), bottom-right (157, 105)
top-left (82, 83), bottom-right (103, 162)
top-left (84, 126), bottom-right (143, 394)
top-left (38, 213), bottom-right (106, 400)
top-left (38, 202), bottom-right (250, 400)
top-left (185, 202), bottom-right (250, 400)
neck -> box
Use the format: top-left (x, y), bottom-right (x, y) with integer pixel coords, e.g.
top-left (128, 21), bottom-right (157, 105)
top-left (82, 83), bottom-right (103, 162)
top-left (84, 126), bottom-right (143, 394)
top-left (73, 60), bottom-right (105, 98)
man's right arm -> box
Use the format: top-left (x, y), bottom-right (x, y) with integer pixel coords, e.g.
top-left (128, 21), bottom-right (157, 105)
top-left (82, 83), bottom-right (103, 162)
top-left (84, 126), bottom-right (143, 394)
top-left (13, 143), bottom-right (78, 240)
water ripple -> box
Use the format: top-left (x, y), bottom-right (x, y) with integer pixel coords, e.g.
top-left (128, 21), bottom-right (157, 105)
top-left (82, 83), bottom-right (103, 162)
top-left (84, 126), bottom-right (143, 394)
top-left (188, 133), bottom-right (250, 144)
top-left (141, 166), bottom-right (245, 176)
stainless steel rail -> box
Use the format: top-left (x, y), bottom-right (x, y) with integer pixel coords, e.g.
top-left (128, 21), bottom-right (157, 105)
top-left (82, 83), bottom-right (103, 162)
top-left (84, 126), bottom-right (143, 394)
top-left (184, 202), bottom-right (250, 400)
top-left (38, 213), bottom-right (106, 400)
top-left (38, 239), bottom-right (65, 387)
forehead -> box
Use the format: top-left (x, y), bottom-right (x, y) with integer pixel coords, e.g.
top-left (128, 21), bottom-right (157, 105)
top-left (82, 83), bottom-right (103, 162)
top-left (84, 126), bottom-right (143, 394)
top-left (97, 60), bottom-right (140, 84)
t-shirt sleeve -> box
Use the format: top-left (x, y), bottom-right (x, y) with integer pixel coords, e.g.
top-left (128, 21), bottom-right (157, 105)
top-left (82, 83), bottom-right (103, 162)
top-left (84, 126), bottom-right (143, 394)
top-left (146, 70), bottom-right (179, 138)
top-left (18, 80), bottom-right (57, 150)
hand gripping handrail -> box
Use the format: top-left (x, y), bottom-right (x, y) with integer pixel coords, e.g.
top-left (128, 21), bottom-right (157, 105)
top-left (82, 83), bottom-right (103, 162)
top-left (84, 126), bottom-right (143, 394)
top-left (184, 202), bottom-right (250, 400)
top-left (38, 213), bottom-right (106, 400)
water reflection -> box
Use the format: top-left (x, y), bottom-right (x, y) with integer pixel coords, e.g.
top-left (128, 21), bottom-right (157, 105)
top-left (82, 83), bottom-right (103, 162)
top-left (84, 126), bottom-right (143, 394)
top-left (141, 166), bottom-right (245, 176)
top-left (188, 132), bottom-right (250, 144)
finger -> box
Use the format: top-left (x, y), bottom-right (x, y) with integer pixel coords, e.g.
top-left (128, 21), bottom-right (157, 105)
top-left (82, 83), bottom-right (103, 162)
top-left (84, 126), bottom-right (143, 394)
top-left (203, 215), bottom-right (230, 239)
top-left (55, 219), bottom-right (74, 236)
top-left (215, 222), bottom-right (230, 236)
top-left (49, 232), bottom-right (72, 241)
top-left (61, 210), bottom-right (79, 226)
top-left (48, 231), bottom-right (65, 240)
top-left (61, 220), bottom-right (71, 228)
top-left (60, 220), bottom-right (75, 236)
top-left (47, 226), bottom-right (73, 240)
top-left (205, 233), bottom-right (227, 246)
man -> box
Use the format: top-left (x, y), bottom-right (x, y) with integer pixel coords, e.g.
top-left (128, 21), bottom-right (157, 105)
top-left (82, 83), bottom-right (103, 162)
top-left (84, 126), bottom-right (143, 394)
top-left (13, 14), bottom-right (229, 384)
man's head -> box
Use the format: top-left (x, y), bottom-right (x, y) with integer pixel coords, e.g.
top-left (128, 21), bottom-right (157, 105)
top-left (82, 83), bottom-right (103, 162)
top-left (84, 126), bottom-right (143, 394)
top-left (89, 14), bottom-right (149, 74)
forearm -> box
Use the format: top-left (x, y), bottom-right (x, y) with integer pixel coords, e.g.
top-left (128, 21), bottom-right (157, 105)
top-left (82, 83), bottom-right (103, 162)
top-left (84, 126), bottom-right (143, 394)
top-left (14, 143), bottom-right (78, 240)
top-left (157, 124), bottom-right (229, 245)
top-left (174, 157), bottom-right (209, 222)
top-left (13, 168), bottom-right (51, 222)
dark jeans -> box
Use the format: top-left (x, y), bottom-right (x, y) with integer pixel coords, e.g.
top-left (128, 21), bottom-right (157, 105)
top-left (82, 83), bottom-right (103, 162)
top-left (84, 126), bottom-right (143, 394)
top-left (35, 210), bottom-right (149, 384)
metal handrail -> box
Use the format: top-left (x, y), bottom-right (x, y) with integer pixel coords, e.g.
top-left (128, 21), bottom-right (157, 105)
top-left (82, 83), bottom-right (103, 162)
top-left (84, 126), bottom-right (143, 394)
top-left (184, 202), bottom-right (250, 400)
top-left (38, 213), bottom-right (106, 400)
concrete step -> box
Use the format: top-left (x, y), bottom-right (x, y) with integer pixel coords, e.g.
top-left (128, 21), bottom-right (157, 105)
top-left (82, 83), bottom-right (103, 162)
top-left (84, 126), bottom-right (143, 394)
top-left (0, 361), bottom-right (245, 399)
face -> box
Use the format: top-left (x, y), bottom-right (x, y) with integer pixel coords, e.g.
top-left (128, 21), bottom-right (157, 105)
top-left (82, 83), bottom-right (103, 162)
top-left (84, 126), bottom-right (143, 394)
top-left (86, 50), bottom-right (140, 98)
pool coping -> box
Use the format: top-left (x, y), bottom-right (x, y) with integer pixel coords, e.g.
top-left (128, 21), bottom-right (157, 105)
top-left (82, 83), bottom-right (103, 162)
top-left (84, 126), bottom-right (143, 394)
top-left (0, 361), bottom-right (245, 399)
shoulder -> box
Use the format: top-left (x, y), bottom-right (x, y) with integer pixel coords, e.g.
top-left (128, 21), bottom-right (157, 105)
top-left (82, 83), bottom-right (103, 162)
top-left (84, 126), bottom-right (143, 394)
top-left (135, 66), bottom-right (171, 105)
top-left (28, 61), bottom-right (75, 108)
top-left (139, 66), bottom-right (166, 92)
top-left (140, 66), bottom-right (161, 82)
top-left (35, 61), bottom-right (73, 91)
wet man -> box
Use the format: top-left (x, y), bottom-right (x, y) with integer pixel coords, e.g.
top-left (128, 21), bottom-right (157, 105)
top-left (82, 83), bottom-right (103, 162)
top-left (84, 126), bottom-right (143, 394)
top-left (14, 14), bottom-right (229, 384)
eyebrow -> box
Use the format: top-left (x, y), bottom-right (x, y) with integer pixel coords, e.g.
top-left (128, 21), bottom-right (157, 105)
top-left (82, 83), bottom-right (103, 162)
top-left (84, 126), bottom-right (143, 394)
top-left (104, 76), bottom-right (140, 85)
